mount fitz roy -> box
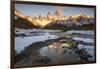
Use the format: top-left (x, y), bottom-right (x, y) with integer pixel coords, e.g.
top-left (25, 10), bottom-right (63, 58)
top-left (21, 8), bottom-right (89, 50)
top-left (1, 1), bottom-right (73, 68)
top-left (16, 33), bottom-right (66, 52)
top-left (15, 10), bottom-right (94, 30)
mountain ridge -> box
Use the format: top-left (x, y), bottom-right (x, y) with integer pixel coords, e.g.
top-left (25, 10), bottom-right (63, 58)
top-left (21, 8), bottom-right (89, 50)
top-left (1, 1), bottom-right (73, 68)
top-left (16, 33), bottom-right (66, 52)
top-left (15, 10), bottom-right (94, 29)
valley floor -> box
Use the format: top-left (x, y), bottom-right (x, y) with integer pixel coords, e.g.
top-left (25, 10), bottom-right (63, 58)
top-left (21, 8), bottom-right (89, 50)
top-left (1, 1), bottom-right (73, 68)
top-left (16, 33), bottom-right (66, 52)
top-left (14, 28), bottom-right (95, 66)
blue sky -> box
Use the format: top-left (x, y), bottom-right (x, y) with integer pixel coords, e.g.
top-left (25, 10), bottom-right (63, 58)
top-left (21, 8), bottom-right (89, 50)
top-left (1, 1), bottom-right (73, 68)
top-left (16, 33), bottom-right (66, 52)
top-left (15, 4), bottom-right (94, 17)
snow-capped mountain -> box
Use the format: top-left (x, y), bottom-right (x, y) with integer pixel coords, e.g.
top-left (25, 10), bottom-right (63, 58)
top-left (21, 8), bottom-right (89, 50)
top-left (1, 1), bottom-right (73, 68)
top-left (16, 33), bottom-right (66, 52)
top-left (15, 11), bottom-right (94, 29)
top-left (66, 13), bottom-right (94, 26)
top-left (44, 13), bottom-right (94, 29)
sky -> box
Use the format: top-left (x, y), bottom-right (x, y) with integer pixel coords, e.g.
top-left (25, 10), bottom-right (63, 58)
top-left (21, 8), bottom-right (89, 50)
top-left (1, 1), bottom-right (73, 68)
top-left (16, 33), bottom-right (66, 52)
top-left (15, 3), bottom-right (95, 17)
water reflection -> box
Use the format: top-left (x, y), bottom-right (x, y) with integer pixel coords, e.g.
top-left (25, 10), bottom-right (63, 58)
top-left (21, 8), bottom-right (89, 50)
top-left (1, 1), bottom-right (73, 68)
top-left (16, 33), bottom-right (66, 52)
top-left (48, 42), bottom-right (60, 48)
top-left (40, 42), bottom-right (80, 64)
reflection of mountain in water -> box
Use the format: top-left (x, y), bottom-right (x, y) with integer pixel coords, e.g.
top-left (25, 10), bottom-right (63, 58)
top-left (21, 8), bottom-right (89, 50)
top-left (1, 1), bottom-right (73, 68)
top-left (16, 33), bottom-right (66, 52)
top-left (40, 42), bottom-right (80, 64)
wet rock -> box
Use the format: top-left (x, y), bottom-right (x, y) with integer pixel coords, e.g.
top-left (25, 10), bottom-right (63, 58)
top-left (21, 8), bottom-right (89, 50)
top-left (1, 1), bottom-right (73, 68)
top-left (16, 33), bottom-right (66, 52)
top-left (75, 48), bottom-right (93, 62)
top-left (69, 51), bottom-right (72, 54)
top-left (62, 50), bottom-right (67, 54)
top-left (32, 56), bottom-right (51, 64)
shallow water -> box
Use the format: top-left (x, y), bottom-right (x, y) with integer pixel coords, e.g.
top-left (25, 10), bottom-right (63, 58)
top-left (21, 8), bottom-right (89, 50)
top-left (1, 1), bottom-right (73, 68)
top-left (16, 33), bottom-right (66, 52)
top-left (40, 44), bottom-right (81, 64)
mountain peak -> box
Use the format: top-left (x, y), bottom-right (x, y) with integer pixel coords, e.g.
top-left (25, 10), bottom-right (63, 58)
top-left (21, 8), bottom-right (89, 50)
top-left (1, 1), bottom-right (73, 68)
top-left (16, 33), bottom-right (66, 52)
top-left (71, 13), bottom-right (81, 19)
